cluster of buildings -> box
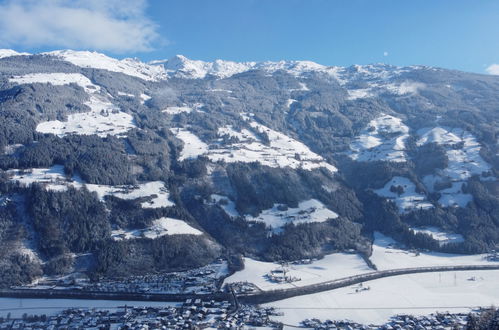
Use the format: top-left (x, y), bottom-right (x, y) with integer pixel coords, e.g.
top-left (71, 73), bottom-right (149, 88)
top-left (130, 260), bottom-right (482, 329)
top-left (265, 267), bottom-right (300, 284)
top-left (0, 299), bottom-right (281, 329)
top-left (301, 312), bottom-right (472, 329)
top-left (26, 261), bottom-right (228, 295)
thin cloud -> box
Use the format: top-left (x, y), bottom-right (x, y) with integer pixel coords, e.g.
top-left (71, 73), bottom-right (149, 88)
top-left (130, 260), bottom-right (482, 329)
top-left (383, 51), bottom-right (389, 57)
top-left (486, 64), bottom-right (499, 75)
top-left (0, 0), bottom-right (163, 53)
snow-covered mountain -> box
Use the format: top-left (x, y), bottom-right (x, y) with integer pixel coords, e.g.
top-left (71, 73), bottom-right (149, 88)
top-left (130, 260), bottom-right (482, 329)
top-left (0, 49), bottom-right (498, 285)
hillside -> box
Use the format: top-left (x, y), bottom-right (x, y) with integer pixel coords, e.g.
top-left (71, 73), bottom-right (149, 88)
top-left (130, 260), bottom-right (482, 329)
top-left (0, 50), bottom-right (498, 286)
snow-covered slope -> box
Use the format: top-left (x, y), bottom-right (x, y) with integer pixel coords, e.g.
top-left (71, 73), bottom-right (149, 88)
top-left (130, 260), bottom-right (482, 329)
top-left (245, 199), bottom-right (338, 233)
top-left (44, 50), bottom-right (167, 81)
top-left (10, 72), bottom-right (100, 93)
top-left (373, 176), bottom-right (433, 213)
top-left (111, 217), bottom-right (202, 240)
top-left (417, 126), bottom-right (495, 207)
top-left (8, 166), bottom-right (174, 209)
top-left (10, 71), bottom-right (136, 137)
top-left (349, 114), bottom-right (410, 162)
top-left (171, 118), bottom-right (337, 173)
top-left (0, 49), bottom-right (30, 59)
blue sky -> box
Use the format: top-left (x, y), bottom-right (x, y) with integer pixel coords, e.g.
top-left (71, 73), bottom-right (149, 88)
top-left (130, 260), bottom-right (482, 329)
top-left (1, 0), bottom-right (499, 74)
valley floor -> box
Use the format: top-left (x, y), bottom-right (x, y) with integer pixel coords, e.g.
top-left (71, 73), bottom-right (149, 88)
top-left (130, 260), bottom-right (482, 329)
top-left (264, 269), bottom-right (499, 326)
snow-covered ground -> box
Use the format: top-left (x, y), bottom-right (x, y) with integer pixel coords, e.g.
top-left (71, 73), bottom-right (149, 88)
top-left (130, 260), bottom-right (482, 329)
top-left (410, 226), bottom-right (465, 246)
top-left (209, 194), bottom-right (240, 218)
top-left (349, 114), bottom-right (409, 162)
top-left (373, 176), bottom-right (433, 213)
top-left (370, 232), bottom-right (496, 270)
top-left (85, 181), bottom-right (174, 208)
top-left (8, 166), bottom-right (174, 208)
top-left (265, 269), bottom-right (499, 326)
top-left (111, 217), bottom-right (202, 240)
top-left (170, 127), bottom-right (209, 161)
top-left (0, 298), bottom-right (178, 318)
top-left (224, 253), bottom-right (372, 291)
top-left (10, 72), bottom-right (136, 137)
top-left (417, 126), bottom-right (495, 207)
top-left (172, 120), bottom-right (337, 173)
top-left (0, 49), bottom-right (30, 58)
top-left (36, 95), bottom-right (136, 137)
top-left (245, 199), bottom-right (338, 233)
top-left (45, 50), bottom-right (167, 81)
top-left (10, 73), bottom-right (99, 93)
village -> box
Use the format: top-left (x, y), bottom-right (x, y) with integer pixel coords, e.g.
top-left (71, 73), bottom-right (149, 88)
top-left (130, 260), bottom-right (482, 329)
top-left (0, 299), bottom-right (282, 329)
top-left (0, 300), bottom-right (490, 329)
top-left (18, 261), bottom-right (229, 295)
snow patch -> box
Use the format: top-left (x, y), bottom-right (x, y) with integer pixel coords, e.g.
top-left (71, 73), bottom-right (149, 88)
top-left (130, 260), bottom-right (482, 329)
top-left (35, 95), bottom-right (136, 137)
top-left (171, 121), bottom-right (337, 173)
top-left (417, 127), bottom-right (494, 207)
top-left (410, 226), bottom-right (465, 246)
top-left (373, 176), bottom-right (433, 213)
top-left (10, 72), bottom-right (136, 137)
top-left (209, 194), bottom-right (240, 218)
top-left (111, 217), bottom-right (202, 240)
top-left (8, 166), bottom-right (174, 208)
top-left (170, 127), bottom-right (209, 161)
top-left (349, 114), bottom-right (410, 162)
top-left (10, 73), bottom-right (99, 93)
top-left (245, 199), bottom-right (338, 233)
top-left (385, 81), bottom-right (425, 95)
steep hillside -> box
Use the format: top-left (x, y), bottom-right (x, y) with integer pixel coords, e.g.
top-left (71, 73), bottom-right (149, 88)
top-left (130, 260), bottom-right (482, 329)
top-left (0, 50), bottom-right (497, 286)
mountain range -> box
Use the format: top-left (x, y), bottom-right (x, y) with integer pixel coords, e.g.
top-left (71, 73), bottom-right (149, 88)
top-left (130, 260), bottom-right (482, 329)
top-left (0, 49), bottom-right (497, 285)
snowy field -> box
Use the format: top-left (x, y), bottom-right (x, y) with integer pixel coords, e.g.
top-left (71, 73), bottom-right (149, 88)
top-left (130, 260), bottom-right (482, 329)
top-left (370, 232), bottom-right (496, 270)
top-left (245, 199), bottom-right (338, 233)
top-left (265, 269), bottom-right (499, 326)
top-left (224, 254), bottom-right (372, 291)
top-left (349, 114), bottom-right (409, 163)
top-left (0, 298), bottom-right (178, 318)
top-left (10, 73), bottom-right (99, 93)
top-left (111, 217), bottom-right (202, 240)
top-left (417, 126), bottom-right (495, 207)
top-left (8, 166), bottom-right (174, 209)
top-left (373, 176), bottom-right (433, 213)
top-left (10, 72), bottom-right (136, 137)
top-left (35, 95), bottom-right (135, 137)
top-left (171, 119), bottom-right (337, 173)
top-left (410, 226), bottom-right (464, 246)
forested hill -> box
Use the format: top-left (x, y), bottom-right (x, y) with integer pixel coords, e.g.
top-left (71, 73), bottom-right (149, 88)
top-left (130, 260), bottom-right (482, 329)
top-left (0, 49), bottom-right (497, 286)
